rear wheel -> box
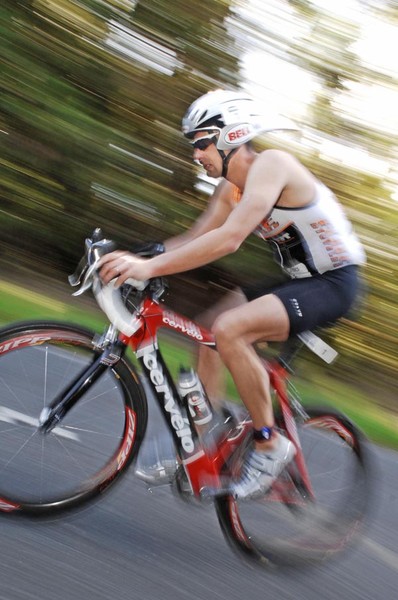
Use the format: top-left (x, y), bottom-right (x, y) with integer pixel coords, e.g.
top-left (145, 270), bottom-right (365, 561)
top-left (215, 407), bottom-right (372, 566)
top-left (0, 321), bottom-right (147, 515)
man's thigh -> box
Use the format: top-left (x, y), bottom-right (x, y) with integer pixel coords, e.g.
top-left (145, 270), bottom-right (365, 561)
top-left (196, 287), bottom-right (248, 329)
top-left (214, 293), bottom-right (290, 344)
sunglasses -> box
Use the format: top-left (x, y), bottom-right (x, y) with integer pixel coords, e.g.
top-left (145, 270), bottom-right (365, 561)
top-left (190, 133), bottom-right (218, 151)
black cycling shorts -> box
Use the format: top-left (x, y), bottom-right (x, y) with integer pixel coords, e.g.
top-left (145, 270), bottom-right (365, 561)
top-left (241, 265), bottom-right (361, 336)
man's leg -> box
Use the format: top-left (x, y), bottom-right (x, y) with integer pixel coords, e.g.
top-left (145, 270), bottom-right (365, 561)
top-left (196, 288), bottom-right (248, 409)
top-left (212, 294), bottom-right (296, 498)
top-left (212, 294), bottom-right (290, 450)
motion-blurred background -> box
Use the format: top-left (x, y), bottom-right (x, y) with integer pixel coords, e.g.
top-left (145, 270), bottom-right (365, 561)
top-left (1, 0), bottom-right (397, 445)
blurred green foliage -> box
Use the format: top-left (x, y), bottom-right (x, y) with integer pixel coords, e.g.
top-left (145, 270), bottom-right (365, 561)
top-left (0, 0), bottom-right (397, 410)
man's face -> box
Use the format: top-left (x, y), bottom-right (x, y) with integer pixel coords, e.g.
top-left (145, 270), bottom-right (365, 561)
top-left (191, 132), bottom-right (222, 178)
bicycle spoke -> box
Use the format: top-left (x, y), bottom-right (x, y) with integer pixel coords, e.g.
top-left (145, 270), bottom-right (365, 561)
top-left (0, 428), bottom-right (40, 474)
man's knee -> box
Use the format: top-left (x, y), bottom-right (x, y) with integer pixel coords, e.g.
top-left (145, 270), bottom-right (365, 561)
top-left (212, 311), bottom-right (238, 349)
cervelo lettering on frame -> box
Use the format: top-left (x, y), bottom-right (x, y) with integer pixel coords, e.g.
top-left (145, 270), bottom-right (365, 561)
top-left (162, 310), bottom-right (203, 341)
top-left (141, 348), bottom-right (195, 454)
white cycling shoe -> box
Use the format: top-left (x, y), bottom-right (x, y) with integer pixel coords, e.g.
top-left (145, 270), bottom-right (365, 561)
top-left (231, 434), bottom-right (296, 500)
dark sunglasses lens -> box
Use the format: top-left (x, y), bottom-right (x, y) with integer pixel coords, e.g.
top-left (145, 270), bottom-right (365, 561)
top-left (193, 137), bottom-right (214, 150)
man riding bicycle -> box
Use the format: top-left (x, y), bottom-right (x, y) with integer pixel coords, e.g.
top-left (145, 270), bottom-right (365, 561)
top-left (99, 90), bottom-right (365, 499)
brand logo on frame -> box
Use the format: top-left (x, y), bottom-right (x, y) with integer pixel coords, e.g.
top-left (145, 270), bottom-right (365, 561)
top-left (162, 310), bottom-right (203, 341)
top-left (142, 348), bottom-right (195, 454)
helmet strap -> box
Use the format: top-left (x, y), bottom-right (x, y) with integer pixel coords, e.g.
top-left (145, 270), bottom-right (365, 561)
top-left (220, 148), bottom-right (238, 178)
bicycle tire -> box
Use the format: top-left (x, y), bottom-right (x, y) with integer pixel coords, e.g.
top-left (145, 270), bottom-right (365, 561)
top-left (0, 320), bottom-right (148, 516)
top-left (215, 407), bottom-right (372, 567)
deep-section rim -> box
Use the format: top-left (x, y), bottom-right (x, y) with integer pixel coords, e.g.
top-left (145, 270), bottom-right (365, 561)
top-left (0, 320), bottom-right (147, 516)
top-left (214, 407), bottom-right (372, 567)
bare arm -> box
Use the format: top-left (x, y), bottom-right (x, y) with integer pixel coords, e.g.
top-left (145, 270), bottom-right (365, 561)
top-left (164, 179), bottom-right (235, 251)
top-left (147, 151), bottom-right (289, 275)
top-left (99, 151), bottom-right (290, 284)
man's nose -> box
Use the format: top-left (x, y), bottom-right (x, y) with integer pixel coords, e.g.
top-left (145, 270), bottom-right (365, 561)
top-left (193, 147), bottom-right (204, 163)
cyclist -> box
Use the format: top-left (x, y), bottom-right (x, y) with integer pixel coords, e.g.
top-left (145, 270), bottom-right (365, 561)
top-left (99, 90), bottom-right (366, 499)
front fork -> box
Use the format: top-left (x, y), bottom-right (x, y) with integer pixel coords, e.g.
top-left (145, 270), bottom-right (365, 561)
top-left (38, 330), bottom-right (124, 434)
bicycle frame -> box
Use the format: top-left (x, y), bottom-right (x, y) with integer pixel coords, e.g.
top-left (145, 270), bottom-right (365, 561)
top-left (118, 294), bottom-right (313, 501)
top-left (37, 288), bottom-right (316, 501)
top-left (39, 269), bottom-right (313, 501)
top-left (118, 296), bottom-right (252, 497)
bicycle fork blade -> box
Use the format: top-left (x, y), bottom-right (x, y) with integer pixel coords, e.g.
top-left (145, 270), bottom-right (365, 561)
top-left (38, 408), bottom-right (80, 441)
top-left (38, 357), bottom-right (108, 434)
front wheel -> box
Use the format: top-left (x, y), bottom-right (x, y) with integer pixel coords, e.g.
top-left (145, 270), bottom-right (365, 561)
top-left (0, 321), bottom-right (148, 515)
top-left (215, 407), bottom-right (372, 567)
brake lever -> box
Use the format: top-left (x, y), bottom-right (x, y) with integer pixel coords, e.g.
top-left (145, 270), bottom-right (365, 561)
top-left (72, 261), bottom-right (99, 296)
top-left (69, 232), bottom-right (116, 292)
top-left (69, 231), bottom-right (150, 299)
top-left (68, 255), bottom-right (89, 287)
top-left (71, 255), bottom-right (148, 297)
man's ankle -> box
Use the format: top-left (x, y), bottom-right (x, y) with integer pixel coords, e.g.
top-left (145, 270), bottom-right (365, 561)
top-left (253, 427), bottom-right (279, 451)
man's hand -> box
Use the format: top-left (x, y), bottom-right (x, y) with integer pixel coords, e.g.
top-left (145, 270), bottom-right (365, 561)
top-left (98, 251), bottom-right (152, 288)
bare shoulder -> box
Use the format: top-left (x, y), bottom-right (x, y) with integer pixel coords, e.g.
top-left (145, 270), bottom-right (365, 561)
top-left (252, 148), bottom-right (315, 183)
top-left (254, 148), bottom-right (304, 169)
top-left (252, 149), bottom-right (316, 206)
top-left (244, 149), bottom-right (317, 207)
top-left (244, 149), bottom-right (295, 191)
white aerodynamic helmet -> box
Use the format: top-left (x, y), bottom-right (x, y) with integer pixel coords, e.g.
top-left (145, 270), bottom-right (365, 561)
top-left (182, 89), bottom-right (297, 150)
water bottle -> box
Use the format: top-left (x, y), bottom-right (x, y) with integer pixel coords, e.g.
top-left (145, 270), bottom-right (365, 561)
top-left (177, 367), bottom-right (213, 426)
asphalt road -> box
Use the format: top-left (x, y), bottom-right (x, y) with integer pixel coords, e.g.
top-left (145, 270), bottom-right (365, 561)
top-left (0, 390), bottom-right (397, 600)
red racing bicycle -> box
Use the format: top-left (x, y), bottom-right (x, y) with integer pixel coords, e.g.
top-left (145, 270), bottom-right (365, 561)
top-left (0, 229), bottom-right (372, 566)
